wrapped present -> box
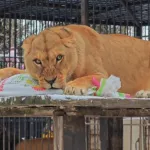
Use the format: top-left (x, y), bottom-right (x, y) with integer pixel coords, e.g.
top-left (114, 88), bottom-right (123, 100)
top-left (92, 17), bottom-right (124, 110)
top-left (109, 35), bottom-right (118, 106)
top-left (88, 75), bottom-right (131, 99)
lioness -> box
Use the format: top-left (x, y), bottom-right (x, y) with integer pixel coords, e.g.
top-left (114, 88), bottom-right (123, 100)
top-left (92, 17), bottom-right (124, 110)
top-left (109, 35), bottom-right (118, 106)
top-left (15, 138), bottom-right (53, 150)
top-left (1, 24), bottom-right (150, 96)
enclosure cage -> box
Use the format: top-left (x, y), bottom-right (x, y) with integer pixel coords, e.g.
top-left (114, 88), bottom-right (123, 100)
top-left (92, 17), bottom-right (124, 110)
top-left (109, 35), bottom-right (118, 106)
top-left (1, 112), bottom-right (150, 150)
top-left (0, 0), bottom-right (150, 68)
top-left (0, 117), bottom-right (53, 150)
top-left (1, 0), bottom-right (150, 150)
top-left (85, 116), bottom-right (150, 150)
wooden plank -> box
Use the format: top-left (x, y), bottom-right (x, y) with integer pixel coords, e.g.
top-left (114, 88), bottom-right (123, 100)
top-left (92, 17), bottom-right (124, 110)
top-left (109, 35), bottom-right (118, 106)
top-left (1, 98), bottom-right (150, 109)
top-left (1, 106), bottom-right (150, 117)
top-left (53, 110), bottom-right (64, 150)
top-left (74, 107), bottom-right (150, 117)
top-left (1, 96), bottom-right (150, 116)
top-left (1, 96), bottom-right (150, 109)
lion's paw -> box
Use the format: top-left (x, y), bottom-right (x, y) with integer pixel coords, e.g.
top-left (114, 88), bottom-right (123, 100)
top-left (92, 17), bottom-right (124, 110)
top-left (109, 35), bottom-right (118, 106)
top-left (135, 90), bottom-right (150, 98)
top-left (64, 82), bottom-right (88, 95)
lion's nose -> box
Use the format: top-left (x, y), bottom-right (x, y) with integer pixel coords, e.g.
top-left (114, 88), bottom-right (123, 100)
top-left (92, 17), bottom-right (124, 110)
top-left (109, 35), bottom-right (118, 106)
top-left (45, 77), bottom-right (57, 86)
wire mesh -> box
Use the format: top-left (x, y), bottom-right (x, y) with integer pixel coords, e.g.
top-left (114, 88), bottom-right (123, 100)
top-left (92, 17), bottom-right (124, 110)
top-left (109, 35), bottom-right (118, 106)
top-left (0, 117), bottom-right (53, 150)
top-left (0, 0), bottom-right (81, 69)
top-left (89, 0), bottom-right (150, 40)
top-left (85, 116), bottom-right (150, 150)
top-left (0, 0), bottom-right (150, 69)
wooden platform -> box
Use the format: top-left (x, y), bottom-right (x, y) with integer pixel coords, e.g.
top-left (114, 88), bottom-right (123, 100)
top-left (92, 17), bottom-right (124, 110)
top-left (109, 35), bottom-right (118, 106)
top-left (0, 95), bottom-right (150, 117)
top-left (0, 95), bottom-right (150, 150)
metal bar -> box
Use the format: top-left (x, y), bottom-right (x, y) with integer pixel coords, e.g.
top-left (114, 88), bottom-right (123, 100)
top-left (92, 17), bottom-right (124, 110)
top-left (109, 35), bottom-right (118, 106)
top-left (47, 0), bottom-right (50, 28)
top-left (133, 0), bottom-right (136, 37)
top-left (81, 0), bottom-right (89, 25)
top-left (140, 0), bottom-right (143, 39)
top-left (148, 0), bottom-right (150, 40)
top-left (35, 117), bottom-right (38, 149)
top-left (92, 0), bottom-right (95, 29)
top-left (41, 117), bottom-right (44, 150)
top-left (119, 0), bottom-right (122, 34)
top-left (41, 0), bottom-right (44, 30)
top-left (29, 0), bottom-right (32, 35)
top-left (85, 117), bottom-right (88, 150)
top-left (76, 2), bottom-right (80, 24)
top-left (65, 0), bottom-right (67, 24)
top-left (3, 117), bottom-right (5, 150)
top-left (8, 117), bottom-right (10, 150)
top-left (130, 117), bottom-right (133, 150)
top-left (3, 0), bottom-right (6, 68)
top-left (98, 1), bottom-right (102, 33)
top-left (120, 0), bottom-right (140, 27)
top-left (13, 117), bottom-right (16, 150)
top-left (24, 0), bottom-right (27, 37)
top-left (48, 117), bottom-right (50, 149)
top-left (58, 0), bottom-right (60, 25)
top-left (112, 0), bottom-right (116, 33)
top-left (125, 0), bottom-right (129, 35)
top-left (35, 0), bottom-right (38, 34)
top-left (53, 0), bottom-right (55, 25)
top-left (70, 0), bottom-right (73, 24)
top-left (148, 119), bottom-right (150, 150)
top-left (24, 117), bottom-right (27, 150)
top-left (14, 3), bottom-right (17, 68)
top-left (8, 0), bottom-right (12, 67)
top-left (18, 117), bottom-right (21, 150)
top-left (19, 0), bottom-right (23, 68)
top-left (105, 0), bottom-right (108, 34)
top-left (139, 117), bottom-right (142, 150)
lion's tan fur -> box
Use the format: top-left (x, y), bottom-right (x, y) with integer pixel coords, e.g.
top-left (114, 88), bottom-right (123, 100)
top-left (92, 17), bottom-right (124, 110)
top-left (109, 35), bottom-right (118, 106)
top-left (15, 138), bottom-right (53, 150)
top-left (1, 24), bottom-right (150, 95)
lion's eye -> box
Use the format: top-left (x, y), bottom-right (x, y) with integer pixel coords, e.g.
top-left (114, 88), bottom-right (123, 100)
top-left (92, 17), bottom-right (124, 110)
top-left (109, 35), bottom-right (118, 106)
top-left (33, 59), bottom-right (42, 65)
top-left (56, 55), bottom-right (63, 62)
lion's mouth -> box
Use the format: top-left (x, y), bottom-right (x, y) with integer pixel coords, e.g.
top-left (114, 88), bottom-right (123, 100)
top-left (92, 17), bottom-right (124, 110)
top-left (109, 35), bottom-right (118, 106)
top-left (50, 87), bottom-right (59, 89)
top-left (38, 77), bottom-right (65, 89)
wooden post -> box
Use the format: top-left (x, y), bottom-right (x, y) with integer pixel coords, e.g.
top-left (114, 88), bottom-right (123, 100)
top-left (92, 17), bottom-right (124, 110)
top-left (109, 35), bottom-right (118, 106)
top-left (81, 0), bottom-right (89, 25)
top-left (108, 118), bottom-right (123, 150)
top-left (53, 110), bottom-right (65, 150)
top-left (100, 118), bottom-right (108, 150)
top-left (64, 115), bottom-right (85, 150)
top-left (100, 118), bottom-right (123, 150)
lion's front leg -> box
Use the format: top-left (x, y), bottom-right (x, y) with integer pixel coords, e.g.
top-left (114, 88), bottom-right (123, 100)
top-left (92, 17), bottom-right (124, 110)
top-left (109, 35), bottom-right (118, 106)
top-left (64, 74), bottom-right (107, 95)
top-left (0, 67), bottom-right (26, 81)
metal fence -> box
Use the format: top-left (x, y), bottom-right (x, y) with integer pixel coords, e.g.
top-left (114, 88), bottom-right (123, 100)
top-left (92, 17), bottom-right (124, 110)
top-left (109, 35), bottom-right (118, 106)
top-left (85, 116), bottom-right (150, 150)
top-left (1, 115), bottom-right (150, 150)
top-left (0, 117), bottom-right (53, 150)
top-left (0, 0), bottom-right (150, 68)
top-left (1, 0), bottom-right (150, 150)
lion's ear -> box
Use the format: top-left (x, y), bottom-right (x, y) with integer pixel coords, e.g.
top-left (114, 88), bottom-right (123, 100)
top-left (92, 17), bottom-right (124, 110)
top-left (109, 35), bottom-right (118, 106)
top-left (62, 34), bottom-right (76, 48)
top-left (53, 27), bottom-right (73, 39)
top-left (22, 35), bottom-right (36, 54)
top-left (59, 28), bottom-right (76, 48)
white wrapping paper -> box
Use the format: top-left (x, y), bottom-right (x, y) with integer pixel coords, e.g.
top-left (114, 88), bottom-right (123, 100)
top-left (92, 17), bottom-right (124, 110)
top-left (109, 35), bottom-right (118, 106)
top-left (0, 74), bottom-right (63, 97)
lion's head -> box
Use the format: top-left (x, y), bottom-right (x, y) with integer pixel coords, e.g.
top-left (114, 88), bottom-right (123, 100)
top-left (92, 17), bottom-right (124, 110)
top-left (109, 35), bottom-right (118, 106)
top-left (22, 27), bottom-right (78, 89)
